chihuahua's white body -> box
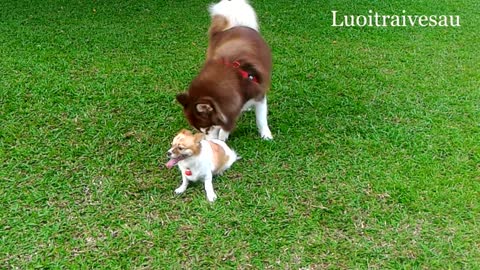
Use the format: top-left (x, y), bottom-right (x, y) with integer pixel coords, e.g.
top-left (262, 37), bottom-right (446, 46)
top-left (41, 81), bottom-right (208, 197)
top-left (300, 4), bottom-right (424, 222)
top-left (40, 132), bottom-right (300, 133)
top-left (166, 130), bottom-right (237, 202)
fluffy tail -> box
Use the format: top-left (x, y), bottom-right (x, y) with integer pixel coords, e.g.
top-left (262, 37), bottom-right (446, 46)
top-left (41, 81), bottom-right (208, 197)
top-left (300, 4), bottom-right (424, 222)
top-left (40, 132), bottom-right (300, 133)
top-left (208, 0), bottom-right (259, 37)
top-left (224, 148), bottom-right (239, 171)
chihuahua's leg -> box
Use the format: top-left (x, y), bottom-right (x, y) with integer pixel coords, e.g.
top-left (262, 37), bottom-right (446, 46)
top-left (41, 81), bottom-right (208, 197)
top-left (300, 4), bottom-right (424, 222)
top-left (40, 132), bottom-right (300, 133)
top-left (255, 97), bottom-right (273, 140)
top-left (174, 174), bottom-right (189, 194)
top-left (204, 173), bottom-right (217, 202)
top-left (218, 128), bottom-right (230, 141)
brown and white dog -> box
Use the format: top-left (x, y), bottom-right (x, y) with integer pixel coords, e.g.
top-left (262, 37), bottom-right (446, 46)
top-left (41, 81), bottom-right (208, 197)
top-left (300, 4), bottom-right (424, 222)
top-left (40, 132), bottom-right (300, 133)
top-left (176, 0), bottom-right (273, 141)
top-left (165, 129), bottom-right (238, 202)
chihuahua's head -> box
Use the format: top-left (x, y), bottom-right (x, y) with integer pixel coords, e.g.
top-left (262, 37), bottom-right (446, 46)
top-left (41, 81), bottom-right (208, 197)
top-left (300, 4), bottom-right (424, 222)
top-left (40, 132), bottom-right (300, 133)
top-left (165, 129), bottom-right (205, 169)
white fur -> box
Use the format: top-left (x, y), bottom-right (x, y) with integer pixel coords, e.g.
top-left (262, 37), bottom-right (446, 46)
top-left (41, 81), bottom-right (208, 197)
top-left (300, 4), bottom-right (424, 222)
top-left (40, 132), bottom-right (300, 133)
top-left (174, 139), bottom-right (238, 202)
top-left (240, 98), bottom-right (273, 139)
top-left (203, 125), bottom-right (230, 141)
top-left (241, 99), bottom-right (256, 111)
top-left (204, 126), bottom-right (220, 140)
top-left (254, 97), bottom-right (272, 139)
top-left (209, 0), bottom-right (259, 31)
top-left (202, 97), bottom-right (272, 141)
top-left (218, 129), bottom-right (230, 141)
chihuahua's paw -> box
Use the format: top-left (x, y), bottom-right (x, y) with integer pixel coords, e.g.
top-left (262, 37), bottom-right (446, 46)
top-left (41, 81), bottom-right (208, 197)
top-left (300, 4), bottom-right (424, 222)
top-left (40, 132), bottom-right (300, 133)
top-left (174, 187), bottom-right (186, 195)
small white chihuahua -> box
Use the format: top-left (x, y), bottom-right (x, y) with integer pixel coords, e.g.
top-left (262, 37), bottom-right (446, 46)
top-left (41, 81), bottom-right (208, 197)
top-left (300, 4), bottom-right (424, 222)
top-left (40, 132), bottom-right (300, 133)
top-left (165, 129), bottom-right (238, 202)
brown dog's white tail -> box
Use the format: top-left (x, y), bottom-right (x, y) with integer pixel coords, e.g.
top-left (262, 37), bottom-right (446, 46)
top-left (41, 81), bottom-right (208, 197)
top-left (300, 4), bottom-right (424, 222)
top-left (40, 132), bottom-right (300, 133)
top-left (208, 15), bottom-right (230, 38)
top-left (208, 0), bottom-right (259, 33)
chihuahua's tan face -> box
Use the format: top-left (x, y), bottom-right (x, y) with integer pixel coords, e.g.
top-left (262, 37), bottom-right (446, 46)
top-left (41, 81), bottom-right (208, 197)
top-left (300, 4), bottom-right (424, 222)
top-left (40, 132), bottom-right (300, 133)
top-left (166, 130), bottom-right (204, 168)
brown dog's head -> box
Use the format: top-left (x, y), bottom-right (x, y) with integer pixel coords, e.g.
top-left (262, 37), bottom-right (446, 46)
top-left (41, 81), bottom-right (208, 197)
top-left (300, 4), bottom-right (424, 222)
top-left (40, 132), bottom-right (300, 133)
top-left (176, 94), bottom-right (228, 132)
top-left (176, 60), bottom-right (246, 133)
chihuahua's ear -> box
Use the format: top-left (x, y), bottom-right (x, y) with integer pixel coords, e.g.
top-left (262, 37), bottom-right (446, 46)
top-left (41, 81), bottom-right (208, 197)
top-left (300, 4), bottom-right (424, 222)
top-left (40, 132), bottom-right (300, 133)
top-left (176, 93), bottom-right (189, 107)
top-left (180, 129), bottom-right (192, 136)
top-left (193, 132), bottom-right (205, 143)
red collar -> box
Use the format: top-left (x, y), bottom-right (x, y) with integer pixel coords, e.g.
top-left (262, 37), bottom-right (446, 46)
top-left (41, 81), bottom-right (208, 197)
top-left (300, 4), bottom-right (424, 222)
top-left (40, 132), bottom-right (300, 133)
top-left (222, 60), bottom-right (258, 83)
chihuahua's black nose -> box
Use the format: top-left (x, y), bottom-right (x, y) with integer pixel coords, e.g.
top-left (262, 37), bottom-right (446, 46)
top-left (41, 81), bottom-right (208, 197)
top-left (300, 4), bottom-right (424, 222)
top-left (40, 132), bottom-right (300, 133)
top-left (167, 151), bottom-right (172, 158)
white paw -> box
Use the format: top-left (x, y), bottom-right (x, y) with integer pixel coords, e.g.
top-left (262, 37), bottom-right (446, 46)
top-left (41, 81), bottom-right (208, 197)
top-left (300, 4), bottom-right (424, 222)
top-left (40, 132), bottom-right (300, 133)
top-left (207, 193), bottom-right (217, 202)
top-left (260, 128), bottom-right (273, 140)
top-left (175, 187), bottom-right (186, 195)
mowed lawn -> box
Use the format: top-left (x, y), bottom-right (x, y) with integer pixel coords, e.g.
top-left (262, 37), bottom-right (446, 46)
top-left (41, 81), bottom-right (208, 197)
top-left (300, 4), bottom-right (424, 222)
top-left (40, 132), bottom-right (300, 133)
top-left (1, 0), bottom-right (479, 268)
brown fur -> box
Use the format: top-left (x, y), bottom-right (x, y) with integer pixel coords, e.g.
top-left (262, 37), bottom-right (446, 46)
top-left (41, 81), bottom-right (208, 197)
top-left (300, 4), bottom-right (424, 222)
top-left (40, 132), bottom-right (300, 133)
top-left (207, 15), bottom-right (230, 59)
top-left (208, 141), bottom-right (229, 174)
top-left (176, 15), bottom-right (272, 134)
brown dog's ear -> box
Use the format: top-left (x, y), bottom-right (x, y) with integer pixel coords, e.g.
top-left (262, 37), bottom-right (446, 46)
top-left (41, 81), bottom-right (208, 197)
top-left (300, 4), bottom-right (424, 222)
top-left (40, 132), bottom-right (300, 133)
top-left (195, 98), bottom-right (227, 125)
top-left (195, 103), bottom-right (213, 113)
top-left (193, 132), bottom-right (205, 143)
top-left (209, 100), bottom-right (227, 125)
top-left (176, 93), bottom-right (189, 107)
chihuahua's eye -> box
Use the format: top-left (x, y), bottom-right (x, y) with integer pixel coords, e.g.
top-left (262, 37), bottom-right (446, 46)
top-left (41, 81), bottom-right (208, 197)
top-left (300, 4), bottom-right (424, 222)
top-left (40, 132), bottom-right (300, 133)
top-left (177, 146), bottom-right (184, 151)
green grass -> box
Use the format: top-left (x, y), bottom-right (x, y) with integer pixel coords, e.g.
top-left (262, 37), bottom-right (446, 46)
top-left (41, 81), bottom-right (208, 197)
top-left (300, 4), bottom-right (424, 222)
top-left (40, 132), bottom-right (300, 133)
top-left (1, 0), bottom-right (479, 268)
